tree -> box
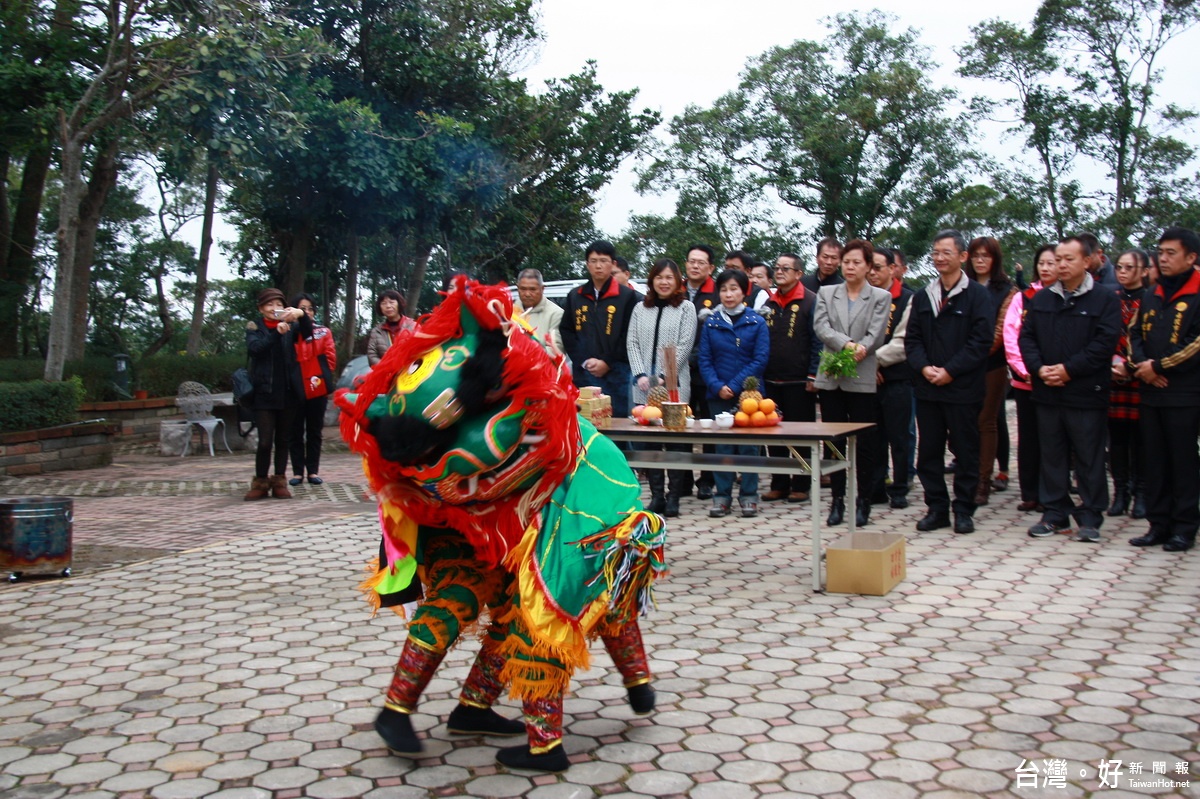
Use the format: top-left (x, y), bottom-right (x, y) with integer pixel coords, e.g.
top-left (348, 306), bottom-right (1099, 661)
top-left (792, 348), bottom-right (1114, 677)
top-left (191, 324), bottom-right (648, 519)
top-left (642, 12), bottom-right (969, 245)
top-left (1035, 0), bottom-right (1199, 245)
top-left (957, 19), bottom-right (1086, 240)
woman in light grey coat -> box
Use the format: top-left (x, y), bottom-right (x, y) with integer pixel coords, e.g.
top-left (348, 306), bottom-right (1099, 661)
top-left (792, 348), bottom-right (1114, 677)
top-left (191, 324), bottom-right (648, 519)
top-left (814, 239), bottom-right (891, 527)
top-left (626, 258), bottom-right (696, 518)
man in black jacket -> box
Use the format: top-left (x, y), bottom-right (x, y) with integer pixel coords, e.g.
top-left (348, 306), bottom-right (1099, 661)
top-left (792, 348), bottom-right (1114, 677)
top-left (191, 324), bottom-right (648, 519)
top-left (558, 240), bottom-right (638, 419)
top-left (868, 246), bottom-right (915, 509)
top-left (1127, 226), bottom-right (1200, 552)
top-left (1019, 236), bottom-right (1123, 543)
top-left (801, 237), bottom-right (846, 293)
top-left (905, 230), bottom-right (993, 534)
top-left (761, 252), bottom-right (821, 502)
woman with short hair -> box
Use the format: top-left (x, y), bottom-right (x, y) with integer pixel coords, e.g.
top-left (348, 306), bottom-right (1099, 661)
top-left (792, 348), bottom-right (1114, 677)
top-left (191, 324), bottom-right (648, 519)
top-left (366, 289), bottom-right (416, 366)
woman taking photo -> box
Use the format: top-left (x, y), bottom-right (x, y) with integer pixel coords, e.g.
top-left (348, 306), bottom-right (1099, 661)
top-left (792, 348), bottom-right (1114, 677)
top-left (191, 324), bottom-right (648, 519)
top-left (813, 239), bottom-right (890, 527)
top-left (367, 289), bottom-right (417, 366)
top-left (1003, 245), bottom-right (1058, 512)
top-left (289, 293), bottom-right (337, 487)
top-left (627, 258), bottom-right (696, 517)
top-left (966, 236), bottom-right (1017, 506)
top-left (244, 288), bottom-right (310, 501)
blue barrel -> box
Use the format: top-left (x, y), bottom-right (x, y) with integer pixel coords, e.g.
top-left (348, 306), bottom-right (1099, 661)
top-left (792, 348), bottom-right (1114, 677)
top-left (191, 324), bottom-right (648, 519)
top-left (0, 496), bottom-right (73, 581)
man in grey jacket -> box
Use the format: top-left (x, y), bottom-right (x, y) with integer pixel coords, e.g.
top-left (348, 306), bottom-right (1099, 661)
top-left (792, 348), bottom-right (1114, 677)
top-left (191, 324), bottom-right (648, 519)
top-left (516, 269), bottom-right (564, 353)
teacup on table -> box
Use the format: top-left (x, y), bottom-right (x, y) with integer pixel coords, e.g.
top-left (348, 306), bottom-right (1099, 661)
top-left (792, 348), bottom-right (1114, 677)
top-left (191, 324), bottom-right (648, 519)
top-left (699, 418), bottom-right (714, 429)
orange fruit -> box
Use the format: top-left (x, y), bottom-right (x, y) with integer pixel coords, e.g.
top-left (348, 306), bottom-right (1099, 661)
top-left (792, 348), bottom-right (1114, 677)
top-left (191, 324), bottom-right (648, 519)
top-left (751, 410), bottom-right (768, 426)
top-left (769, 412), bottom-right (781, 425)
top-left (759, 398), bottom-right (776, 415)
top-left (642, 406), bottom-right (662, 420)
top-left (740, 397), bottom-right (759, 415)
top-left (734, 411), bottom-right (750, 427)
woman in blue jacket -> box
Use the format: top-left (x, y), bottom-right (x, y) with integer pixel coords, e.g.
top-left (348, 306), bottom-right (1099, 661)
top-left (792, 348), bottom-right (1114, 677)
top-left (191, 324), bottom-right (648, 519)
top-left (698, 270), bottom-right (770, 518)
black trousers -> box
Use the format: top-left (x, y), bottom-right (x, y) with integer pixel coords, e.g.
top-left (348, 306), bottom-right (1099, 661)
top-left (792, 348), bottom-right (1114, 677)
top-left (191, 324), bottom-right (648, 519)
top-left (255, 405), bottom-right (297, 479)
top-left (819, 389), bottom-right (876, 499)
top-left (1014, 389), bottom-right (1040, 503)
top-left (1140, 404), bottom-right (1200, 539)
top-left (1036, 403), bottom-right (1108, 528)
top-left (766, 381), bottom-right (816, 494)
top-left (290, 395), bottom-right (328, 477)
top-left (996, 398), bottom-right (1011, 472)
top-left (916, 399), bottom-right (981, 517)
top-left (1107, 416), bottom-right (1141, 493)
top-left (871, 379), bottom-right (913, 500)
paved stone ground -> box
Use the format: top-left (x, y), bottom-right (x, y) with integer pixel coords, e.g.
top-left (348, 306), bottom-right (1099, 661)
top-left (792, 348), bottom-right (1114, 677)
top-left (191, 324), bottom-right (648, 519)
top-left (1, 421), bottom-right (1198, 798)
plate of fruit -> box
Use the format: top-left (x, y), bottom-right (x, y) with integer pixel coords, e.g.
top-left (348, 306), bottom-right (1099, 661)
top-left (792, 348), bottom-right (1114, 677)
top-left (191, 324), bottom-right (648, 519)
top-left (732, 378), bottom-right (781, 427)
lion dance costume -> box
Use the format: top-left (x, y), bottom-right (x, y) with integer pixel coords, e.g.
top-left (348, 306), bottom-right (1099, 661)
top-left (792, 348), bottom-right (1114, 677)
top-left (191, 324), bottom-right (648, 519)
top-left (336, 276), bottom-right (666, 772)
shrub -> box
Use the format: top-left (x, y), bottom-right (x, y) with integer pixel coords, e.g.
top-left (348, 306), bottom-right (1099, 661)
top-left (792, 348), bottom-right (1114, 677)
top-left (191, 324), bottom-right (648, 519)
top-left (0, 378), bottom-right (84, 433)
top-left (136, 353), bottom-right (245, 397)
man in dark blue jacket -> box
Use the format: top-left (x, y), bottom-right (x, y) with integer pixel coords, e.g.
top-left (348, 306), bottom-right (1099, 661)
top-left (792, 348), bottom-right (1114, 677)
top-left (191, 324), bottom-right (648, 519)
top-left (1019, 236), bottom-right (1122, 543)
top-left (558, 240), bottom-right (638, 419)
top-left (905, 230), bottom-right (993, 534)
top-left (1127, 226), bottom-right (1200, 552)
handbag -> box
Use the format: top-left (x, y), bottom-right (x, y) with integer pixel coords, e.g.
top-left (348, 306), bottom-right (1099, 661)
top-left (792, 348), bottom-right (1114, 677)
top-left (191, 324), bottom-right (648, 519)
top-left (231, 367), bottom-right (255, 410)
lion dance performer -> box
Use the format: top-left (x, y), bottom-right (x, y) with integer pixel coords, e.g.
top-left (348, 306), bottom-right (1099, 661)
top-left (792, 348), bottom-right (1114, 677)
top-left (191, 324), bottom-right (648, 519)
top-left (336, 276), bottom-right (666, 772)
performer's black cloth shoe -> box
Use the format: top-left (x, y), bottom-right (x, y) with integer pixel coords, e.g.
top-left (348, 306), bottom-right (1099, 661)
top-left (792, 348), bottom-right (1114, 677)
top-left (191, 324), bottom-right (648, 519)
top-left (375, 707), bottom-right (421, 755)
top-left (497, 743), bottom-right (570, 772)
top-left (446, 704), bottom-right (524, 736)
top-left (627, 683), bottom-right (656, 715)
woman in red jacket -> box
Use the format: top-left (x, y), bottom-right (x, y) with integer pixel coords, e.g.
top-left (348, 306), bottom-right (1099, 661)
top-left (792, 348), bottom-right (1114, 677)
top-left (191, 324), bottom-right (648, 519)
top-left (289, 293), bottom-right (337, 486)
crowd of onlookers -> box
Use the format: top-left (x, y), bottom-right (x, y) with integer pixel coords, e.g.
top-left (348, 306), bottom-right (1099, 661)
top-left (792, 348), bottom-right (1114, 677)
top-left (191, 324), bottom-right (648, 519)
top-left (514, 227), bottom-right (1200, 554)
top-left (236, 225), bottom-right (1200, 556)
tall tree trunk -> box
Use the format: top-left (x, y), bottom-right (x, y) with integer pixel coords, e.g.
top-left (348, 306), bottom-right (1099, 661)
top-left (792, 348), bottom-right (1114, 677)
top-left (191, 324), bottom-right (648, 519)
top-left (0, 143), bottom-right (51, 358)
top-left (186, 158), bottom-right (219, 355)
top-left (66, 139), bottom-right (119, 361)
top-left (140, 263), bottom-right (174, 359)
top-left (339, 233), bottom-right (359, 362)
top-left (0, 148), bottom-right (10, 279)
top-left (406, 242), bottom-right (433, 316)
top-left (282, 220), bottom-right (311, 300)
top-left (44, 127), bottom-right (85, 381)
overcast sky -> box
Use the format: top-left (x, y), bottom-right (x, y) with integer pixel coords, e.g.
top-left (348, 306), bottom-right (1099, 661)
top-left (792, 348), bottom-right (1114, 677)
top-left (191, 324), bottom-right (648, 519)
top-left (513, 0), bottom-right (1200, 239)
top-left (199, 1), bottom-right (1200, 279)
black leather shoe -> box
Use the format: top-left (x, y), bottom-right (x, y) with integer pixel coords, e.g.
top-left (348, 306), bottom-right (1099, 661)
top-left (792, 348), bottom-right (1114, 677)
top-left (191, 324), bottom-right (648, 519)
top-left (497, 743), bottom-right (570, 772)
top-left (648, 493), bottom-right (666, 514)
top-left (855, 498), bottom-right (870, 526)
top-left (627, 683), bottom-right (656, 715)
top-left (1129, 527), bottom-right (1169, 547)
top-left (827, 497), bottom-right (845, 526)
top-left (1106, 488), bottom-right (1129, 516)
top-left (446, 704), bottom-right (525, 737)
top-left (953, 514), bottom-right (975, 534)
top-left (1130, 494), bottom-right (1148, 519)
top-left (696, 487), bottom-right (713, 500)
top-left (915, 511), bottom-right (950, 532)
top-left (375, 707), bottom-right (422, 755)
top-left (1163, 534), bottom-right (1195, 552)
top-left (664, 495), bottom-right (680, 518)
top-left (889, 495), bottom-right (909, 509)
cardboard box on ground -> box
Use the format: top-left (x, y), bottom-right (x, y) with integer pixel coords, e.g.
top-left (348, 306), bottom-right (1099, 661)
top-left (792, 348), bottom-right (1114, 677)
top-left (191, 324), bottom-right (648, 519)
top-left (825, 533), bottom-right (906, 596)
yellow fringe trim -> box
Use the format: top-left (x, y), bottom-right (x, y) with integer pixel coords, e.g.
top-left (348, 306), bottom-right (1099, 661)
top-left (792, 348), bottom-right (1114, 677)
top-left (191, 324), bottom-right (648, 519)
top-left (358, 557), bottom-right (386, 617)
top-left (383, 701), bottom-right (412, 714)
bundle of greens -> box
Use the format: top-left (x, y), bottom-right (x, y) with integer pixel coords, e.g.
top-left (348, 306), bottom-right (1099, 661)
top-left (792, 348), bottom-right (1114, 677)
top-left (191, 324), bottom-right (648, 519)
top-left (819, 348), bottom-right (859, 379)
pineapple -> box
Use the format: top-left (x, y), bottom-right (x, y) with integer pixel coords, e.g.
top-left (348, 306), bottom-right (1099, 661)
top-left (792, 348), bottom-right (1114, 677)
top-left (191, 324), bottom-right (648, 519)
top-left (738, 376), bottom-right (763, 405)
top-left (647, 384), bottom-right (670, 409)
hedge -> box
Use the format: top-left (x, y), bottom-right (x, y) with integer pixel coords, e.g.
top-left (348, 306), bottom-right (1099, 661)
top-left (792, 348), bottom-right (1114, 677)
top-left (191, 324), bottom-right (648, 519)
top-left (0, 354), bottom-right (246, 402)
top-left (0, 378), bottom-right (84, 434)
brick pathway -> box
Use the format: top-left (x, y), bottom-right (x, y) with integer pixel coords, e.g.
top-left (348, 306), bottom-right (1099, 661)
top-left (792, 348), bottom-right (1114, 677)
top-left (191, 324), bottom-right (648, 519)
top-left (1, 423), bottom-right (1198, 798)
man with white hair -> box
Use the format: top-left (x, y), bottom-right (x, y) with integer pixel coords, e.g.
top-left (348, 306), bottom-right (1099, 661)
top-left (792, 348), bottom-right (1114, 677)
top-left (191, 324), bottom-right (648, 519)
top-left (516, 268), bottom-right (563, 351)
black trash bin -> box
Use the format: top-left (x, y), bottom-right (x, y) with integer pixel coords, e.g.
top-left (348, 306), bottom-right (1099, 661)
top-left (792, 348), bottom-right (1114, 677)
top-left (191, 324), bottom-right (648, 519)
top-left (0, 496), bottom-right (73, 582)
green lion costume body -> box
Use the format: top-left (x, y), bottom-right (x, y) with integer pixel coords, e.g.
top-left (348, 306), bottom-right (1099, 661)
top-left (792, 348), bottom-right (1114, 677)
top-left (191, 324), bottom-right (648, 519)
top-left (335, 275), bottom-right (666, 771)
